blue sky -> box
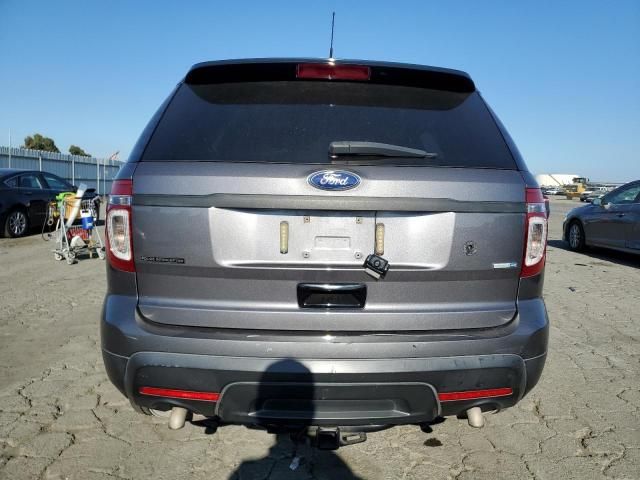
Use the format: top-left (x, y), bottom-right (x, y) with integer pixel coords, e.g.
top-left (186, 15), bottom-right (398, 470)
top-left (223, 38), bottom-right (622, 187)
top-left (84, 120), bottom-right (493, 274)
top-left (1, 0), bottom-right (638, 182)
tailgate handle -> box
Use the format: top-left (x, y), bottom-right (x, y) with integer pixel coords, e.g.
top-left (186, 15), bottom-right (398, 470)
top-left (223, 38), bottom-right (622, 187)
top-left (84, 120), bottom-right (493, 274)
top-left (297, 283), bottom-right (366, 309)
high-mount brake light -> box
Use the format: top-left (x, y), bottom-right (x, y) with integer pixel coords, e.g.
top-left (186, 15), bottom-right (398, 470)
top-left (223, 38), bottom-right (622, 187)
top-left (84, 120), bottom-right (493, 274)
top-left (521, 187), bottom-right (548, 278)
top-left (106, 179), bottom-right (135, 272)
top-left (296, 63), bottom-right (371, 81)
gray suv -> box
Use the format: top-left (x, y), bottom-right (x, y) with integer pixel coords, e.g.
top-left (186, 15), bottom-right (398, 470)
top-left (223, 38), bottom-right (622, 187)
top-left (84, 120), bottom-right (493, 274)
top-left (102, 59), bottom-right (549, 447)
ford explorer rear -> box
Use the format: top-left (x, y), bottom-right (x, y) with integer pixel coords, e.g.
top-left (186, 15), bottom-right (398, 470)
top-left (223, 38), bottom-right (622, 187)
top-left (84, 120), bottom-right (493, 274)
top-left (101, 58), bottom-right (549, 447)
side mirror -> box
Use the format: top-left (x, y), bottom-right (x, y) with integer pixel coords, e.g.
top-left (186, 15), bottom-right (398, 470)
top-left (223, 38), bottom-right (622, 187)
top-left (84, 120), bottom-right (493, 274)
top-left (591, 198), bottom-right (601, 206)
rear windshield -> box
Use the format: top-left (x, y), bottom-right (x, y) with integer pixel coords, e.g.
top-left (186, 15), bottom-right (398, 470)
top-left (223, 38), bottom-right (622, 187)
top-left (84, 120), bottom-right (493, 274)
top-left (142, 81), bottom-right (516, 169)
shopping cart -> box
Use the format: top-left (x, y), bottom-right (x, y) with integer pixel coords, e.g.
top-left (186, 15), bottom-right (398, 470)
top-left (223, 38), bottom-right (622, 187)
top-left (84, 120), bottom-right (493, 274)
top-left (48, 192), bottom-right (105, 265)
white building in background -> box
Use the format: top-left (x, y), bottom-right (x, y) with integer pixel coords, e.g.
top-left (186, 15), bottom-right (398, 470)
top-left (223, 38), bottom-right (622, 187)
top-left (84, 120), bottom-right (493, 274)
top-left (535, 174), bottom-right (581, 187)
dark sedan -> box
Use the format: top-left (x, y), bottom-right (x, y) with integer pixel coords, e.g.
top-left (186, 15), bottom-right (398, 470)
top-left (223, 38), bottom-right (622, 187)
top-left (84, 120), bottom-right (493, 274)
top-left (0, 169), bottom-right (100, 237)
top-left (563, 180), bottom-right (640, 254)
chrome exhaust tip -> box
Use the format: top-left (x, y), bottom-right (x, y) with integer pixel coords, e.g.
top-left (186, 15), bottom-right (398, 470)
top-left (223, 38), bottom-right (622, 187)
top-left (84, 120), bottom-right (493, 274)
top-left (466, 407), bottom-right (485, 428)
top-left (168, 407), bottom-right (188, 430)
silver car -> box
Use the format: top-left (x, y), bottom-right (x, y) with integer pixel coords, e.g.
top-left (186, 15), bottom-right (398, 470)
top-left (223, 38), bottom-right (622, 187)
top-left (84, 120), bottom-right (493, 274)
top-left (564, 180), bottom-right (640, 253)
top-left (101, 58), bottom-right (549, 448)
top-left (579, 186), bottom-right (609, 202)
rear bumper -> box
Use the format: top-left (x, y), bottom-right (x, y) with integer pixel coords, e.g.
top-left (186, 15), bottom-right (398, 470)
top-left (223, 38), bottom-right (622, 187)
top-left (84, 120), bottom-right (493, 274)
top-left (104, 349), bottom-right (545, 424)
top-left (101, 293), bottom-right (548, 426)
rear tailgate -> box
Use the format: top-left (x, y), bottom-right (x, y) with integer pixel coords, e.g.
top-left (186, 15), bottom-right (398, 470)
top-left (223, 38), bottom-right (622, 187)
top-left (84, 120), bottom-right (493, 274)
top-left (133, 162), bottom-right (525, 331)
top-left (130, 61), bottom-right (526, 332)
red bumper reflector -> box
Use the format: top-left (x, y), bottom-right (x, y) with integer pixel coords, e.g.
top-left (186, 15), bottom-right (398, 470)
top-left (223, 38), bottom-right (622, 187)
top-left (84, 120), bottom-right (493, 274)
top-left (296, 63), bottom-right (371, 80)
top-left (139, 386), bottom-right (220, 402)
top-left (438, 387), bottom-right (513, 402)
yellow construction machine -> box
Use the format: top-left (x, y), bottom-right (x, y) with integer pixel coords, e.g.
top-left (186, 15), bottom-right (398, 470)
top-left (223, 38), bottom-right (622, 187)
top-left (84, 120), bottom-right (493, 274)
top-left (564, 177), bottom-right (589, 200)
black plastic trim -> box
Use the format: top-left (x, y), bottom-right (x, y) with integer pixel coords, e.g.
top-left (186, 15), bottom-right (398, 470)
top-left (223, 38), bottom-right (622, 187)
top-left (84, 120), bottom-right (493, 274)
top-left (133, 193), bottom-right (526, 213)
top-left (297, 283), bottom-right (367, 309)
top-left (517, 271), bottom-right (545, 300)
top-left (217, 381), bottom-right (439, 425)
top-left (185, 58), bottom-right (475, 93)
top-left (482, 97), bottom-right (530, 173)
top-left (127, 86), bottom-right (179, 163)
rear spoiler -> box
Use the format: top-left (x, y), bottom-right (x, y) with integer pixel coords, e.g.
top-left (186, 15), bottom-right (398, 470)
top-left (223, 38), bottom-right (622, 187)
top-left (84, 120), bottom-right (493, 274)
top-left (185, 58), bottom-right (476, 93)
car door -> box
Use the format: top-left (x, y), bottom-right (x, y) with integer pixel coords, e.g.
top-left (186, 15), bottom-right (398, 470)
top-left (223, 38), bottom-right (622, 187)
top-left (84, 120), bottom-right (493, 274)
top-left (585, 182), bottom-right (640, 248)
top-left (16, 173), bottom-right (47, 226)
top-left (625, 191), bottom-right (640, 250)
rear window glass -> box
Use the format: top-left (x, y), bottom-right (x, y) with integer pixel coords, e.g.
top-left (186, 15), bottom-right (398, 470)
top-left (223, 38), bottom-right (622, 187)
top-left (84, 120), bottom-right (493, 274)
top-left (4, 176), bottom-right (18, 188)
top-left (142, 81), bottom-right (516, 169)
top-left (14, 174), bottom-right (44, 189)
top-left (42, 173), bottom-right (69, 190)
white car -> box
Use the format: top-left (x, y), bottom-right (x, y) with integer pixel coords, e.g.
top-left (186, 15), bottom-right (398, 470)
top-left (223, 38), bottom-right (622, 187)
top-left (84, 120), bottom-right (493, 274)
top-left (580, 186), bottom-right (609, 202)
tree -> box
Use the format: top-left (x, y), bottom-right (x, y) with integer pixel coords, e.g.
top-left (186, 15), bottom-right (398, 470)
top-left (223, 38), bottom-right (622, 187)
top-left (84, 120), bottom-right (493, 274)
top-left (69, 145), bottom-right (91, 157)
top-left (23, 133), bottom-right (60, 153)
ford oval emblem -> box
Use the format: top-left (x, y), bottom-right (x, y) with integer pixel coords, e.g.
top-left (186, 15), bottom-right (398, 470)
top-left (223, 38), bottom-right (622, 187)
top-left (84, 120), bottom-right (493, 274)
top-left (307, 170), bottom-right (361, 191)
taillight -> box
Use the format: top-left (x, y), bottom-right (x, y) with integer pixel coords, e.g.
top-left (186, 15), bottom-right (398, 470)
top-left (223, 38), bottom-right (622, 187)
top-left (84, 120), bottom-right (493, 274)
top-left (106, 179), bottom-right (135, 272)
top-left (296, 63), bottom-right (371, 81)
top-left (521, 187), bottom-right (548, 278)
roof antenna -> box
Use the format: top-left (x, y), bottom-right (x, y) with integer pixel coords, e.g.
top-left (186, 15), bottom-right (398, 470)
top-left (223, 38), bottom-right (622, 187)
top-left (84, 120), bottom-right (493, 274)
top-left (329, 12), bottom-right (335, 60)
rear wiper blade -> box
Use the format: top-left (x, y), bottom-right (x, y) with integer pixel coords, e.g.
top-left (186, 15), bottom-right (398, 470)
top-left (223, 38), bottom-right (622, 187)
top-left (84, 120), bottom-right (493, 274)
top-left (329, 141), bottom-right (437, 158)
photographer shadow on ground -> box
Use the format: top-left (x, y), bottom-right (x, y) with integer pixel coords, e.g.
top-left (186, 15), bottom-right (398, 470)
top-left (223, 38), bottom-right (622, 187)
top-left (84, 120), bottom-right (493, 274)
top-left (228, 358), bottom-right (364, 480)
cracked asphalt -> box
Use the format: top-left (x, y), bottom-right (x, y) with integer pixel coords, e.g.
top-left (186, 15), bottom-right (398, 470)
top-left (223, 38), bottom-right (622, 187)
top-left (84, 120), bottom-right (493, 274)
top-left (0, 197), bottom-right (638, 479)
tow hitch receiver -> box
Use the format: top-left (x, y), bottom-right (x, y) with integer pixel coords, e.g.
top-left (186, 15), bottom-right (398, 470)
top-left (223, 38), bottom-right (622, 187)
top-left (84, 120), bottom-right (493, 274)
top-left (311, 428), bottom-right (367, 450)
top-left (316, 428), bottom-right (340, 450)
